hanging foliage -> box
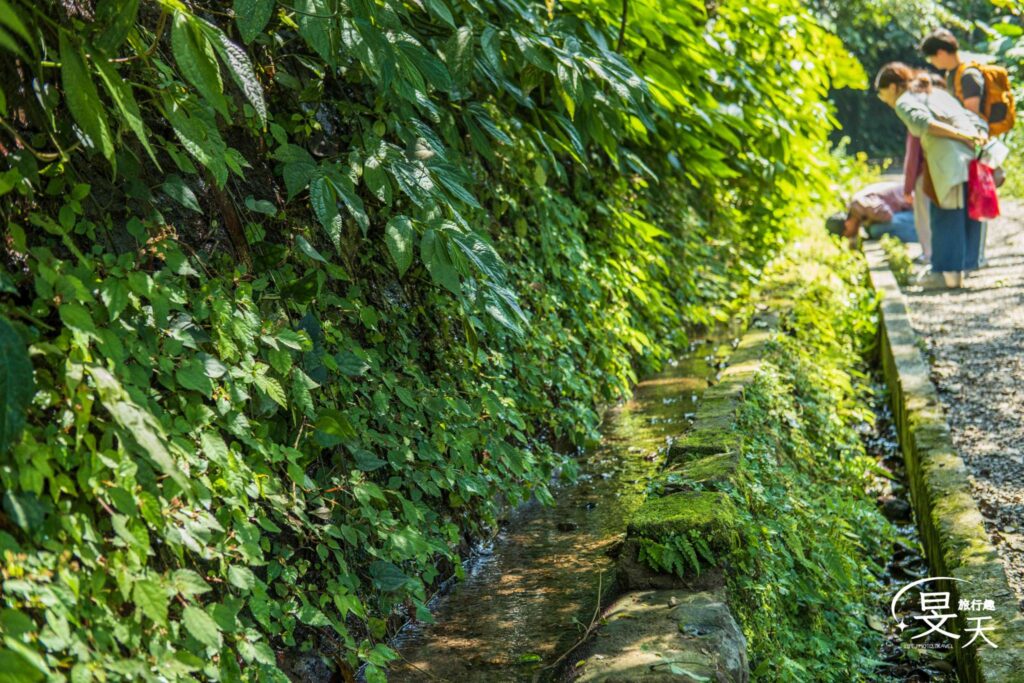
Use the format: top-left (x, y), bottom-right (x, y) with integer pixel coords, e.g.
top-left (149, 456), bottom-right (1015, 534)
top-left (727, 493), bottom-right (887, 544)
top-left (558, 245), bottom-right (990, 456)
top-left (0, 0), bottom-right (860, 679)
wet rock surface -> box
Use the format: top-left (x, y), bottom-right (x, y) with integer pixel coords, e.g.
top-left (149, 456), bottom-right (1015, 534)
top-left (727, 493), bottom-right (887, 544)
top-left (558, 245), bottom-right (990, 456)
top-left (570, 589), bottom-right (747, 683)
top-left (901, 201), bottom-right (1024, 612)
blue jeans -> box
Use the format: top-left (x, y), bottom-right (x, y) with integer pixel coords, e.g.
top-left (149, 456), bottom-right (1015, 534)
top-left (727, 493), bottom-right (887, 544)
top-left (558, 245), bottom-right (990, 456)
top-left (929, 185), bottom-right (981, 272)
top-left (867, 210), bottom-right (918, 243)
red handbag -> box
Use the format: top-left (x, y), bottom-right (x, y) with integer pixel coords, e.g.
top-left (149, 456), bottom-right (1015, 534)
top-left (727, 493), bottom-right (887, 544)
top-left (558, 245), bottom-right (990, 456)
top-left (968, 156), bottom-right (1000, 220)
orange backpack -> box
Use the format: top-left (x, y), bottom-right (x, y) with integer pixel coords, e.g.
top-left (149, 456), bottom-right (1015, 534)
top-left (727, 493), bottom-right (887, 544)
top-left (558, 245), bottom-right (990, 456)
top-left (954, 61), bottom-right (1016, 137)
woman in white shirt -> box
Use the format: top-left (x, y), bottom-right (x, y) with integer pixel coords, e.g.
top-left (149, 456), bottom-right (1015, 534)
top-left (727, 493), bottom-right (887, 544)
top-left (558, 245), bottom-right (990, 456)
top-left (875, 62), bottom-right (988, 289)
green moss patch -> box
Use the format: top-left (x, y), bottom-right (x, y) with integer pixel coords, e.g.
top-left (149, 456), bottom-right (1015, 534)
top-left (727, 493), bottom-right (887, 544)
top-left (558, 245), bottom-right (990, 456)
top-left (628, 491), bottom-right (739, 551)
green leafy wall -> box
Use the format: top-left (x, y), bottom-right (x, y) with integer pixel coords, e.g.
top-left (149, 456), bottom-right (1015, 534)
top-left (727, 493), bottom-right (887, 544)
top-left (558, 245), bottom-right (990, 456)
top-left (0, 0), bottom-right (858, 679)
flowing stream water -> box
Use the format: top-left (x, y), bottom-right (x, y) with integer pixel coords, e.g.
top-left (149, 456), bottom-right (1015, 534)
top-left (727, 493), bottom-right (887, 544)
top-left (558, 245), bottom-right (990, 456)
top-left (384, 337), bottom-right (735, 681)
top-left (867, 384), bottom-right (960, 683)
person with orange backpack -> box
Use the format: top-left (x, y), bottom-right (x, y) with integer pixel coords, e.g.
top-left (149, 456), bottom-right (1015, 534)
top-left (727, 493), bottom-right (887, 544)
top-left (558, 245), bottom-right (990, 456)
top-left (920, 28), bottom-right (1016, 268)
top-left (919, 28), bottom-right (1016, 135)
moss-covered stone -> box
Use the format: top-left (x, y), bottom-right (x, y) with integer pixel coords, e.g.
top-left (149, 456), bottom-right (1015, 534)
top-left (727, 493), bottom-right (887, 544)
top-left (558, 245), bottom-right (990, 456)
top-left (627, 491), bottom-right (739, 551)
top-left (674, 451), bottom-right (740, 486)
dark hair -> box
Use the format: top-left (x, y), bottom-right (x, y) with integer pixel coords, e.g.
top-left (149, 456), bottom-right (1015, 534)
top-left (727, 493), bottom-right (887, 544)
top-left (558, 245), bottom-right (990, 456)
top-left (874, 62), bottom-right (916, 92)
top-left (825, 213), bottom-right (847, 237)
top-left (919, 28), bottom-right (959, 56)
top-left (909, 70), bottom-right (945, 94)
top-left (909, 71), bottom-right (933, 94)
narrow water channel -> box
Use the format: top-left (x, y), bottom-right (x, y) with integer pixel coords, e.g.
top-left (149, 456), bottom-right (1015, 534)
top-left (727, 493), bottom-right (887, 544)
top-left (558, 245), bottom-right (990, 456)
top-left (867, 382), bottom-right (959, 683)
top-left (385, 337), bottom-right (735, 681)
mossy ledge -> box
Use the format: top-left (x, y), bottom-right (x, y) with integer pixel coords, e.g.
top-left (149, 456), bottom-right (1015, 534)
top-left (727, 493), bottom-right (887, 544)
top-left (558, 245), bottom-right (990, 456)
top-left (573, 317), bottom-right (775, 683)
top-left (582, 233), bottom-right (914, 682)
top-left (627, 491), bottom-right (739, 551)
top-left (866, 243), bottom-right (1024, 682)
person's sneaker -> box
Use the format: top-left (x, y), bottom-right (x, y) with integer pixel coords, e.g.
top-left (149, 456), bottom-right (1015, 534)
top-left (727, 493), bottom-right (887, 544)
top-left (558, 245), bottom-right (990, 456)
top-left (942, 271), bottom-right (964, 288)
top-left (914, 270), bottom-right (951, 290)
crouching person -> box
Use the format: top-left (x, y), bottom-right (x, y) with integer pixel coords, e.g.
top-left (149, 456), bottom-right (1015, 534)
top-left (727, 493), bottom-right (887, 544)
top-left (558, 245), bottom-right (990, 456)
top-left (827, 180), bottom-right (917, 250)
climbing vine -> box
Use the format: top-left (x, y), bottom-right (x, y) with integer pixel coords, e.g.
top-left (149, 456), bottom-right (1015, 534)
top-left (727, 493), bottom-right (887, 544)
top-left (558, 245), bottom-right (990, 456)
top-left (0, 0), bottom-right (862, 680)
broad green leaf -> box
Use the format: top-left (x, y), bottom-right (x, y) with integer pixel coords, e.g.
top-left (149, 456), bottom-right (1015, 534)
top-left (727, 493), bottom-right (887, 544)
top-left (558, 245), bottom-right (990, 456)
top-left (201, 431), bottom-right (230, 464)
top-left (992, 22), bottom-right (1024, 38)
top-left (276, 329), bottom-right (308, 350)
top-left (163, 97), bottom-right (230, 186)
top-left (227, 565), bottom-right (256, 591)
top-left (362, 152), bottom-right (390, 204)
top-left (0, 317), bottom-right (33, 455)
top-left (99, 278), bottom-right (129, 322)
top-left (425, 0), bottom-right (454, 27)
top-left (369, 561), bottom-right (410, 592)
top-left (420, 229), bottom-right (460, 294)
top-left (92, 55), bottom-right (159, 164)
top-left (3, 490), bottom-right (43, 533)
top-left (433, 165), bottom-right (480, 208)
top-left (297, 602), bottom-right (330, 626)
top-left (161, 174), bottom-right (201, 212)
top-left (468, 104), bottom-right (512, 145)
top-left (315, 409), bottom-right (356, 439)
top-left (133, 579), bottom-right (169, 626)
top-left (254, 374), bottom-right (287, 407)
top-left (446, 26), bottom-right (474, 86)
top-left (291, 368), bottom-right (318, 418)
top-left (59, 303), bottom-right (98, 337)
top-left (176, 359), bottom-right (214, 396)
top-left (480, 26), bottom-right (502, 73)
top-left (0, 649), bottom-right (44, 682)
top-left (172, 569), bottom-right (212, 597)
top-left (93, 0), bottom-right (140, 53)
top-left (238, 639), bottom-right (275, 665)
top-left (397, 41), bottom-right (451, 92)
top-left (60, 34), bottom-right (114, 164)
top-left (244, 195), bottom-right (276, 214)
top-left (327, 173), bottom-right (369, 234)
top-left (295, 234), bottom-right (328, 263)
top-left (276, 145), bottom-right (316, 199)
top-left (234, 0), bottom-right (274, 44)
top-left (202, 20), bottom-right (268, 128)
top-left (87, 366), bottom-right (191, 493)
top-left (171, 12), bottom-right (227, 116)
top-left (447, 228), bottom-right (503, 282)
top-left (0, 0), bottom-right (32, 49)
top-left (181, 605), bottom-right (222, 649)
top-left (310, 175), bottom-right (343, 252)
top-left (385, 215), bottom-right (414, 276)
top-left (0, 27), bottom-right (26, 61)
top-left (296, 0), bottom-right (336, 65)
top-left (482, 281), bottom-right (528, 336)
top-left (351, 447), bottom-right (386, 471)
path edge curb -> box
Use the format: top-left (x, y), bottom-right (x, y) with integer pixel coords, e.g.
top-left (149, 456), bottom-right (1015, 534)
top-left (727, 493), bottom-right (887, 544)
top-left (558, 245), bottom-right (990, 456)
top-left (864, 243), bottom-right (1024, 682)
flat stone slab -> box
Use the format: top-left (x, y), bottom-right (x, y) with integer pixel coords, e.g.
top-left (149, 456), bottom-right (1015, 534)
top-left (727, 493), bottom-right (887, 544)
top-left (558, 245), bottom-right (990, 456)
top-left (573, 589), bottom-right (747, 682)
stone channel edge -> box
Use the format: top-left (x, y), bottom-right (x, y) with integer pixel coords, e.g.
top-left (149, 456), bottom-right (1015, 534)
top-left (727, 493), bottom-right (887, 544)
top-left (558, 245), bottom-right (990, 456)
top-left (864, 242), bottom-right (1024, 682)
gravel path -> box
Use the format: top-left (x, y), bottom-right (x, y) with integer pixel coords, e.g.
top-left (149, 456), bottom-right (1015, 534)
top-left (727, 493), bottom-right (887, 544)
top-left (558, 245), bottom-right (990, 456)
top-left (902, 200), bottom-right (1024, 612)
